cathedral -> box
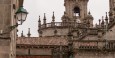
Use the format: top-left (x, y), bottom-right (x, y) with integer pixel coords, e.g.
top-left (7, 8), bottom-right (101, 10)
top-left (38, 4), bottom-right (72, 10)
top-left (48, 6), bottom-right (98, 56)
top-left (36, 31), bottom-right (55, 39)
top-left (2, 0), bottom-right (115, 58)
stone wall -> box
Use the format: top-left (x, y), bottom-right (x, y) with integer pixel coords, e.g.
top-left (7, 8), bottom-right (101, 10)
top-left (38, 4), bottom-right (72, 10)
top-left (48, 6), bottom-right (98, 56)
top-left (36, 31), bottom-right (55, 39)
top-left (0, 39), bottom-right (10, 58)
top-left (42, 28), bottom-right (69, 37)
top-left (17, 48), bottom-right (52, 55)
top-left (17, 55), bottom-right (52, 58)
top-left (0, 0), bottom-right (12, 58)
top-left (75, 51), bottom-right (115, 58)
top-left (0, 0), bottom-right (21, 58)
top-left (103, 25), bottom-right (115, 40)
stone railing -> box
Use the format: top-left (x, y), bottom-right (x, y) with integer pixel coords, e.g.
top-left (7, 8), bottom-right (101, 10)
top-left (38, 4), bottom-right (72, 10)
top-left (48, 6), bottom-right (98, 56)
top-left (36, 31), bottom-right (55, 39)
top-left (75, 41), bottom-right (115, 51)
top-left (40, 22), bottom-right (87, 29)
top-left (76, 41), bottom-right (98, 50)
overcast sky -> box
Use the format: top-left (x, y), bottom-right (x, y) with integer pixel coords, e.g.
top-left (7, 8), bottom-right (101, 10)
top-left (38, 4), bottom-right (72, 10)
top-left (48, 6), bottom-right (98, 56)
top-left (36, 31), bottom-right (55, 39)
top-left (17, 0), bottom-right (109, 37)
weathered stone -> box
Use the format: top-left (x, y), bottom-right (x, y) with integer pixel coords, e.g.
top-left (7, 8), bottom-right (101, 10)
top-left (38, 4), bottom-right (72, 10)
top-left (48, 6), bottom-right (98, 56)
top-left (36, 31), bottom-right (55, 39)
top-left (0, 0), bottom-right (3, 4)
top-left (30, 49), bottom-right (51, 55)
top-left (16, 48), bottom-right (28, 55)
top-left (0, 53), bottom-right (9, 58)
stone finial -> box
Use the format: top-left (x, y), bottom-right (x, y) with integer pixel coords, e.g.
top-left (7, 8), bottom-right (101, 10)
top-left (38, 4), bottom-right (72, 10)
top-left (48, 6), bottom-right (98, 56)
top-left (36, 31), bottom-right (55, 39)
top-left (88, 11), bottom-right (91, 15)
top-left (105, 12), bottom-right (108, 24)
top-left (43, 13), bottom-right (46, 28)
top-left (52, 11), bottom-right (55, 22)
top-left (102, 16), bottom-right (104, 23)
top-left (38, 16), bottom-right (41, 23)
top-left (27, 28), bottom-right (31, 37)
top-left (101, 16), bottom-right (104, 28)
top-left (21, 31), bottom-right (24, 37)
top-left (105, 12), bottom-right (108, 19)
top-left (43, 13), bottom-right (46, 20)
top-left (43, 13), bottom-right (46, 27)
top-left (99, 19), bottom-right (101, 25)
top-left (38, 16), bottom-right (41, 29)
top-left (44, 13), bottom-right (46, 19)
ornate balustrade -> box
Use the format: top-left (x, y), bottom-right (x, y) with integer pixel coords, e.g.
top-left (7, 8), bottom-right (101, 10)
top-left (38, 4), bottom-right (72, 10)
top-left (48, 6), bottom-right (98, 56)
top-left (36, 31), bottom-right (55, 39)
top-left (76, 41), bottom-right (98, 50)
top-left (75, 40), bottom-right (115, 51)
top-left (40, 22), bottom-right (87, 29)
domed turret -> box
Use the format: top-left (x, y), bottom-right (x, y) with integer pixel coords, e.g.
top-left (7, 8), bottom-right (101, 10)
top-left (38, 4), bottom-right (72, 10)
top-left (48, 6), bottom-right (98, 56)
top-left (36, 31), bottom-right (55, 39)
top-left (84, 11), bottom-right (94, 28)
top-left (62, 12), bottom-right (70, 22)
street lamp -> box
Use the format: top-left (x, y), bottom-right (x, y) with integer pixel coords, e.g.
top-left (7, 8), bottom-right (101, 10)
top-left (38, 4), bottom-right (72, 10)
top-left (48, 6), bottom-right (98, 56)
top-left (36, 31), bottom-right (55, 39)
top-left (15, 6), bottom-right (28, 25)
top-left (0, 6), bottom-right (28, 35)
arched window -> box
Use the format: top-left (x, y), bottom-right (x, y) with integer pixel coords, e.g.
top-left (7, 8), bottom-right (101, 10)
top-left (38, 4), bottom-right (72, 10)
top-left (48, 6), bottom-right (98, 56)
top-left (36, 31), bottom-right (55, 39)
top-left (73, 7), bottom-right (80, 16)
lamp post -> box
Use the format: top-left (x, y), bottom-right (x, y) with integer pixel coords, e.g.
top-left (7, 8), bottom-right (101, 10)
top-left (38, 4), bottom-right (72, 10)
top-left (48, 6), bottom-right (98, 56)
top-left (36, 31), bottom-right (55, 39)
top-left (10, 6), bottom-right (28, 58)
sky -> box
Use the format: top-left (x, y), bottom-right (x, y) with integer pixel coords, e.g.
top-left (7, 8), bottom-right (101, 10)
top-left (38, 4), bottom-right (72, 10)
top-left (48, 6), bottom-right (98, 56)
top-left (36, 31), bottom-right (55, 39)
top-left (17, 0), bottom-right (109, 37)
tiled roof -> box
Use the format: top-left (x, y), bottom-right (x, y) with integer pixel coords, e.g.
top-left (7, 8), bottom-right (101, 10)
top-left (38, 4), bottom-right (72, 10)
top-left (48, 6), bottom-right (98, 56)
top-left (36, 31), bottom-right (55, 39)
top-left (16, 37), bottom-right (68, 45)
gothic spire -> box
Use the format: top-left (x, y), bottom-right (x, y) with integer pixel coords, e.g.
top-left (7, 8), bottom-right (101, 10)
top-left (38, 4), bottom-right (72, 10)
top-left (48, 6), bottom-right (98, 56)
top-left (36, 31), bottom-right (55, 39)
top-left (27, 28), bottom-right (31, 37)
top-left (52, 11), bottom-right (55, 22)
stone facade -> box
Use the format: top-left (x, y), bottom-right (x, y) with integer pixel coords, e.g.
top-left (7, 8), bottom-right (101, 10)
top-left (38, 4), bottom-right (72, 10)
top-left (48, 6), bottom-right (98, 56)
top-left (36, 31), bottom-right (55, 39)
top-left (16, 0), bottom-right (115, 58)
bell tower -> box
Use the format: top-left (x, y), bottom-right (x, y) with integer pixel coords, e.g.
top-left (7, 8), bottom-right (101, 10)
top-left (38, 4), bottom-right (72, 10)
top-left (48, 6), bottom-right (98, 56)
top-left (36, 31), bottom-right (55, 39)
top-left (63, 0), bottom-right (89, 22)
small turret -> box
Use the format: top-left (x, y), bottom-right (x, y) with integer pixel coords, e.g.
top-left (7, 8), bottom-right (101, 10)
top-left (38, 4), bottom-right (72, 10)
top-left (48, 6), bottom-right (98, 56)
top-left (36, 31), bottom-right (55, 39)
top-left (85, 11), bottom-right (94, 28)
top-left (62, 12), bottom-right (69, 22)
top-left (27, 28), bottom-right (31, 37)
